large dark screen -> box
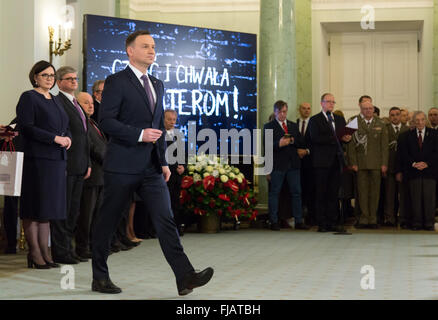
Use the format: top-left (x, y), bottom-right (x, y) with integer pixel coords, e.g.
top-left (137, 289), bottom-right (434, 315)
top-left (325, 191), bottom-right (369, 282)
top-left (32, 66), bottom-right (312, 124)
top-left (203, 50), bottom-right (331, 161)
top-left (83, 15), bottom-right (257, 155)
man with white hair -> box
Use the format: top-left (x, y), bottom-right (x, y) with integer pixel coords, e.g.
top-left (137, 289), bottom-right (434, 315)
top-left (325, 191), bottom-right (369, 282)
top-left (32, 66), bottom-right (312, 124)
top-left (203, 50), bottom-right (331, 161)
top-left (401, 111), bottom-right (438, 231)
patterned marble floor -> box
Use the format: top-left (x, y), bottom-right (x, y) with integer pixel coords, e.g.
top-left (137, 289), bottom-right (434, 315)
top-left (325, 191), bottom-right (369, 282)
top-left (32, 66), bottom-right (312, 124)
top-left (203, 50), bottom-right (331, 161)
top-left (1, 228), bottom-right (438, 300)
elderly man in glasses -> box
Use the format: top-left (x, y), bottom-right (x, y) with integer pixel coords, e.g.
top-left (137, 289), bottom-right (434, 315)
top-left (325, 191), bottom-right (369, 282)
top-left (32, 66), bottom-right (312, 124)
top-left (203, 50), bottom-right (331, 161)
top-left (50, 66), bottom-right (92, 265)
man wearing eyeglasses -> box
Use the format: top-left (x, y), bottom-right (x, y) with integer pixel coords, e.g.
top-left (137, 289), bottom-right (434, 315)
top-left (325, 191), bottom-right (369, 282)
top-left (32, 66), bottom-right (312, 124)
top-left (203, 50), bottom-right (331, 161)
top-left (91, 80), bottom-right (105, 122)
top-left (307, 93), bottom-right (352, 232)
top-left (50, 66), bottom-right (92, 265)
top-left (347, 95), bottom-right (388, 229)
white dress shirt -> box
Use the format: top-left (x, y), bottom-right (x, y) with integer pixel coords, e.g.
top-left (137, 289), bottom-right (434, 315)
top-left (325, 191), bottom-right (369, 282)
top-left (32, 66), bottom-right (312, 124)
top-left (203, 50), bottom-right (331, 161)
top-left (128, 64), bottom-right (157, 142)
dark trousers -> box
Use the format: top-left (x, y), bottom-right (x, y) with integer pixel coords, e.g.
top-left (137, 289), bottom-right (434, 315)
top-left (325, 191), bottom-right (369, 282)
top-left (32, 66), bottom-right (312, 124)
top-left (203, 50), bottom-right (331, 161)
top-left (314, 161), bottom-right (341, 228)
top-left (3, 196), bottom-right (18, 249)
top-left (76, 185), bottom-right (103, 254)
top-left (268, 169), bottom-right (302, 224)
top-left (409, 177), bottom-right (436, 228)
top-left (92, 170), bottom-right (194, 285)
top-left (167, 175), bottom-right (183, 227)
top-left (51, 175), bottom-right (84, 259)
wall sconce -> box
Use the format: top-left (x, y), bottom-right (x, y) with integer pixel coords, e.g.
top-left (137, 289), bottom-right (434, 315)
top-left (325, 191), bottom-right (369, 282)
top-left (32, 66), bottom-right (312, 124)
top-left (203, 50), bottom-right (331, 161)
top-left (48, 23), bottom-right (72, 63)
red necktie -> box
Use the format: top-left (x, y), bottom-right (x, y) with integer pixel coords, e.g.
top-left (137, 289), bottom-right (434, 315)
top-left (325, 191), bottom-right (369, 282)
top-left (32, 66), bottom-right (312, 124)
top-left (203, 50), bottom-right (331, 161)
top-left (301, 120), bottom-right (305, 136)
top-left (90, 120), bottom-right (103, 139)
top-left (418, 131), bottom-right (423, 150)
top-left (282, 121), bottom-right (288, 134)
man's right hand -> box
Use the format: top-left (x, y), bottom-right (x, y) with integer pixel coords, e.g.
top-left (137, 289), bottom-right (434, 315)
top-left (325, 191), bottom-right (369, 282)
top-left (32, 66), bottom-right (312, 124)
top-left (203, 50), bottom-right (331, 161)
top-left (142, 128), bottom-right (163, 143)
top-left (279, 136), bottom-right (293, 147)
top-left (351, 165), bottom-right (358, 172)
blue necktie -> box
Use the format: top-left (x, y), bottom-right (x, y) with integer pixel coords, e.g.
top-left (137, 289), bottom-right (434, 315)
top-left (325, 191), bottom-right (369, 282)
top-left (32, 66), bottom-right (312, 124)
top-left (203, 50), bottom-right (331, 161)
top-left (140, 74), bottom-right (155, 113)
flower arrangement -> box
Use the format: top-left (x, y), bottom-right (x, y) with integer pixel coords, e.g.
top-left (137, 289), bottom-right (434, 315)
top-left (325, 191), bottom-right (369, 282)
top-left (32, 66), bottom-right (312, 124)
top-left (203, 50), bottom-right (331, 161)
top-left (179, 154), bottom-right (258, 221)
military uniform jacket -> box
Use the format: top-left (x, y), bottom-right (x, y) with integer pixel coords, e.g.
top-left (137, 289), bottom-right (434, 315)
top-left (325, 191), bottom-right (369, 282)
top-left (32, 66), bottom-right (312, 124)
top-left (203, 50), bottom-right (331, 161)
top-left (347, 115), bottom-right (389, 170)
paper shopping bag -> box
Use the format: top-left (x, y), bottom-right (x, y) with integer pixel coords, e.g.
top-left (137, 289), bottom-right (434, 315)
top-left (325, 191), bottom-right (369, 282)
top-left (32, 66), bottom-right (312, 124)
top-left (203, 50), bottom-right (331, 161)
top-left (0, 151), bottom-right (24, 196)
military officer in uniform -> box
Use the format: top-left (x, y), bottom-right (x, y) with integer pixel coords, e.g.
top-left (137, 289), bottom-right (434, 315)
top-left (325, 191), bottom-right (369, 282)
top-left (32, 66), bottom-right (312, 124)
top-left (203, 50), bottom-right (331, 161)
top-left (347, 99), bottom-right (389, 228)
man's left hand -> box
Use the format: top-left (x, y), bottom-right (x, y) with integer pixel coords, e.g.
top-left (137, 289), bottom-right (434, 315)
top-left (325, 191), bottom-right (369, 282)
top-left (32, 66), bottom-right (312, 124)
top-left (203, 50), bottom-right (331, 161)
top-left (162, 166), bottom-right (171, 182)
top-left (297, 149), bottom-right (308, 159)
top-left (84, 167), bottom-right (92, 179)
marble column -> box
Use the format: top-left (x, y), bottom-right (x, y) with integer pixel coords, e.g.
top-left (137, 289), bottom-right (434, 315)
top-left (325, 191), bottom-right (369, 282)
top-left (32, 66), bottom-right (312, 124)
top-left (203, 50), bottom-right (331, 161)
top-left (257, 0), bottom-right (296, 208)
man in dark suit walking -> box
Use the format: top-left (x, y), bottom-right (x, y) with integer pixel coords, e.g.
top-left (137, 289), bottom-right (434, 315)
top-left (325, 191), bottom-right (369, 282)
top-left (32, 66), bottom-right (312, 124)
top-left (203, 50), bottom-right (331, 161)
top-left (51, 66), bottom-right (91, 264)
top-left (263, 100), bottom-right (309, 231)
top-left (307, 93), bottom-right (352, 232)
top-left (91, 30), bottom-right (213, 295)
top-left (401, 111), bottom-right (438, 231)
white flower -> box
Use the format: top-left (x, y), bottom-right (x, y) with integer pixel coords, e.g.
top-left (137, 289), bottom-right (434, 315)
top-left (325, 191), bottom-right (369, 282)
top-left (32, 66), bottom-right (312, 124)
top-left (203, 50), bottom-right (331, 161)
top-left (220, 175), bottom-right (229, 183)
top-left (193, 173), bottom-right (202, 182)
top-left (218, 168), bottom-right (226, 175)
top-left (233, 168), bottom-right (240, 174)
top-left (203, 172), bottom-right (211, 178)
top-left (212, 170), bottom-right (219, 178)
top-left (229, 172), bottom-right (235, 179)
top-left (205, 165), bottom-right (214, 173)
top-left (236, 176), bottom-right (243, 184)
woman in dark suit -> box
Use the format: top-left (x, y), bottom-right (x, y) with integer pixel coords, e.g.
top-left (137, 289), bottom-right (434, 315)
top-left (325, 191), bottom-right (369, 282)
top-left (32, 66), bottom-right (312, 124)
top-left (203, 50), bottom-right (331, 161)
top-left (16, 60), bottom-right (72, 269)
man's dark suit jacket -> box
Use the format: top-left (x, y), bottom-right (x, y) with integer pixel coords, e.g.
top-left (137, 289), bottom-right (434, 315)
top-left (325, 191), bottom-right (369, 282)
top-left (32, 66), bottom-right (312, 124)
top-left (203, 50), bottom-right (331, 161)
top-left (263, 119), bottom-right (304, 171)
top-left (296, 118), bottom-right (311, 169)
top-left (58, 92), bottom-right (90, 175)
top-left (402, 127), bottom-right (438, 180)
top-left (307, 111), bottom-right (346, 168)
top-left (17, 90), bottom-right (70, 161)
top-left (99, 67), bottom-right (167, 174)
top-left (85, 118), bottom-right (107, 187)
top-left (91, 98), bottom-right (100, 123)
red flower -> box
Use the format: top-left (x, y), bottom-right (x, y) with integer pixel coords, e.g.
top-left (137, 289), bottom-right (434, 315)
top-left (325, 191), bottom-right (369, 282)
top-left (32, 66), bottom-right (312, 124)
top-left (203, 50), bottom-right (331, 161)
top-left (195, 181), bottom-right (202, 187)
top-left (232, 209), bottom-right (241, 218)
top-left (217, 209), bottom-right (223, 216)
top-left (203, 175), bottom-right (215, 191)
top-left (181, 176), bottom-right (194, 189)
top-left (209, 199), bottom-right (216, 208)
top-left (226, 180), bottom-right (239, 193)
top-left (197, 196), bottom-right (204, 203)
top-left (240, 178), bottom-right (248, 190)
top-left (219, 194), bottom-right (230, 202)
top-left (179, 189), bottom-right (190, 204)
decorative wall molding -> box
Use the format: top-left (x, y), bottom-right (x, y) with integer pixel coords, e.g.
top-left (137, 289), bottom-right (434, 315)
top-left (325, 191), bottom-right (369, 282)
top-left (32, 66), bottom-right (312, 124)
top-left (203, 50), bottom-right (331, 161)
top-left (312, 0), bottom-right (433, 10)
top-left (129, 0), bottom-right (260, 13)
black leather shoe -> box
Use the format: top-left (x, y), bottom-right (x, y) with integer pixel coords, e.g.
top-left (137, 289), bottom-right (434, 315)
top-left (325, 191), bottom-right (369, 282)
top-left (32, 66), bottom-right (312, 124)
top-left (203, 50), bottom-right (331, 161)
top-left (111, 244), bottom-right (121, 253)
top-left (178, 224), bottom-right (185, 237)
top-left (119, 242), bottom-right (134, 251)
top-left (295, 223), bottom-right (310, 230)
top-left (53, 256), bottom-right (79, 265)
top-left (121, 238), bottom-right (139, 247)
top-left (178, 267), bottom-right (214, 296)
top-left (76, 251), bottom-right (92, 259)
top-left (270, 223), bottom-right (280, 231)
top-left (72, 253), bottom-right (88, 262)
top-left (92, 279), bottom-right (122, 294)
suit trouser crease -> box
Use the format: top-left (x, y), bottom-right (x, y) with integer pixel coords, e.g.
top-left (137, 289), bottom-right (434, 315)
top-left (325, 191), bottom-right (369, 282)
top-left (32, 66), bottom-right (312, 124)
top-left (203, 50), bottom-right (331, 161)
top-left (51, 175), bottom-right (84, 258)
top-left (268, 169), bottom-right (303, 224)
top-left (314, 161), bottom-right (341, 228)
top-left (409, 177), bottom-right (436, 227)
top-left (92, 171), bottom-right (194, 285)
